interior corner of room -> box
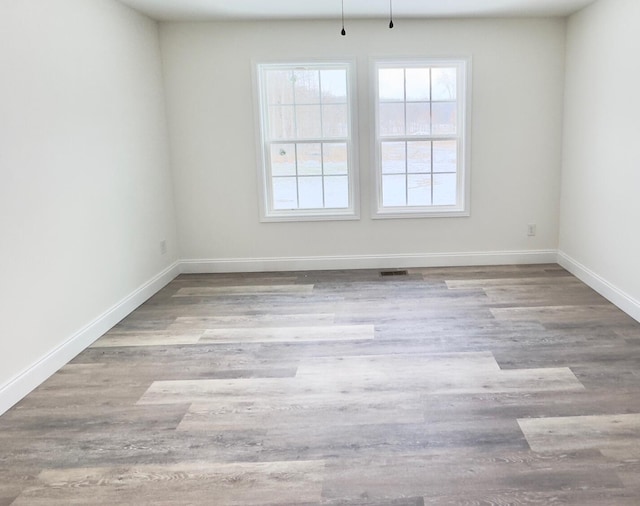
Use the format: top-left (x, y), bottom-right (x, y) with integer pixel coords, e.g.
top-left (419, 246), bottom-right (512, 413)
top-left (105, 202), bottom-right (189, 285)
top-left (1, 0), bottom-right (639, 415)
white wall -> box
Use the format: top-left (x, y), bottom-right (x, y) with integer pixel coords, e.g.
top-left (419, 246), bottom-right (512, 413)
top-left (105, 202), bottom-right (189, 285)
top-left (559, 0), bottom-right (640, 319)
top-left (161, 18), bottom-right (566, 269)
top-left (0, 0), bottom-right (178, 411)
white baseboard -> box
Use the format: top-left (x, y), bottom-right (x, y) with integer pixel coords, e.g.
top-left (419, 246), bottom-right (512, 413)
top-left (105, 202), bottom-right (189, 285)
top-left (180, 250), bottom-right (558, 273)
top-left (557, 251), bottom-right (640, 324)
top-left (0, 261), bottom-right (181, 416)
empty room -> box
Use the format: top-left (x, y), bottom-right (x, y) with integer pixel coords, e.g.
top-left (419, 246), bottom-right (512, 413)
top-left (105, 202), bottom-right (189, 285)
top-left (1, 0), bottom-right (640, 503)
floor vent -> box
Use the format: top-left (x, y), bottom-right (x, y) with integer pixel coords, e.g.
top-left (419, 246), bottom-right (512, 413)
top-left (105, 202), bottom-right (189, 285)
top-left (380, 270), bottom-right (409, 277)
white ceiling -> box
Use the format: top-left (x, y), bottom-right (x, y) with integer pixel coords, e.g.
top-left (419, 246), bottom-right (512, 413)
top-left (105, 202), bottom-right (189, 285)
top-left (117, 0), bottom-right (598, 22)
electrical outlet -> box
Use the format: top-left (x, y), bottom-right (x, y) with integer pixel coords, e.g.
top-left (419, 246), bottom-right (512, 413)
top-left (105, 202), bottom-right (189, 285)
top-left (160, 240), bottom-right (167, 255)
top-left (527, 224), bottom-right (537, 237)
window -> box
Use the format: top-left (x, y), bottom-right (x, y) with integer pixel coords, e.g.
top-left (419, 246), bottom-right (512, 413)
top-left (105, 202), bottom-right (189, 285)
top-left (255, 61), bottom-right (358, 221)
top-left (373, 59), bottom-right (470, 217)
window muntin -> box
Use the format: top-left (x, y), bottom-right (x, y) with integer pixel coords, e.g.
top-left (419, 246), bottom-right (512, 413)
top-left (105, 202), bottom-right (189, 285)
top-left (374, 59), bottom-right (469, 217)
top-left (256, 62), bottom-right (357, 221)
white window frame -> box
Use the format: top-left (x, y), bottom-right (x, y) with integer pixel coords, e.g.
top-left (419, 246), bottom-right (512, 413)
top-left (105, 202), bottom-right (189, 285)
top-left (254, 60), bottom-right (359, 222)
top-left (372, 57), bottom-right (472, 219)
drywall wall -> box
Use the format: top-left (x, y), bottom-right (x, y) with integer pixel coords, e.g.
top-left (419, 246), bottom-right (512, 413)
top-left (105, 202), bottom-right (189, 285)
top-left (160, 18), bottom-right (566, 268)
top-left (560, 0), bottom-right (640, 318)
top-left (0, 0), bottom-right (178, 410)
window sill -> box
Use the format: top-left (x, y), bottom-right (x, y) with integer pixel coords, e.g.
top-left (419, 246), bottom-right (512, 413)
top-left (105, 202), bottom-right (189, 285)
top-left (372, 207), bottom-right (470, 219)
top-left (260, 210), bottom-right (360, 223)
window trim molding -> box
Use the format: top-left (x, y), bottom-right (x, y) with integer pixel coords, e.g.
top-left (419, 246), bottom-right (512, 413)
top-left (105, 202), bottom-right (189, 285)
top-left (253, 59), bottom-right (360, 223)
top-left (370, 56), bottom-right (472, 220)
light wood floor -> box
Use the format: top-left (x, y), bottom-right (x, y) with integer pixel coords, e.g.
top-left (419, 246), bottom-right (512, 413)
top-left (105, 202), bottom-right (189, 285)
top-left (3, 264), bottom-right (640, 505)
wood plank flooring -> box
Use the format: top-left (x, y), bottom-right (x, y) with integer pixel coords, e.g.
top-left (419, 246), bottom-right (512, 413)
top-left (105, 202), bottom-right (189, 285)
top-left (2, 264), bottom-right (640, 504)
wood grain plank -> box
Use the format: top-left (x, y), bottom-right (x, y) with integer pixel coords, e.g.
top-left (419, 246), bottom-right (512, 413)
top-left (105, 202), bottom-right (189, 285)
top-left (295, 353), bottom-right (584, 395)
top-left (491, 304), bottom-right (634, 325)
top-left (173, 284), bottom-right (314, 296)
top-left (12, 460), bottom-right (324, 506)
top-left (446, 276), bottom-right (579, 289)
top-left (167, 313), bottom-right (335, 329)
top-left (200, 324), bottom-right (374, 344)
top-left (483, 284), bottom-right (607, 306)
top-left (518, 413), bottom-right (640, 454)
top-left (91, 330), bottom-right (203, 348)
top-left (178, 398), bottom-right (425, 431)
top-left (322, 451), bottom-right (623, 502)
